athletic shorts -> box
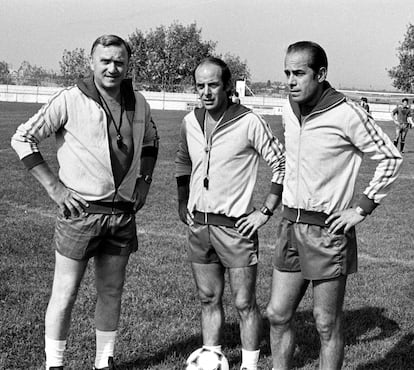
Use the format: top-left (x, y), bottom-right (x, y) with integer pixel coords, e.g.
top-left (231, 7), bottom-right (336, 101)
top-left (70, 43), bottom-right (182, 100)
top-left (188, 222), bottom-right (259, 268)
top-left (272, 218), bottom-right (357, 280)
top-left (54, 212), bottom-right (138, 260)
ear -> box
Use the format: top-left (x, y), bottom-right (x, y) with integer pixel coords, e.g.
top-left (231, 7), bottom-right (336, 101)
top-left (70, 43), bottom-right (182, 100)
top-left (89, 56), bottom-right (94, 71)
top-left (316, 67), bottom-right (327, 83)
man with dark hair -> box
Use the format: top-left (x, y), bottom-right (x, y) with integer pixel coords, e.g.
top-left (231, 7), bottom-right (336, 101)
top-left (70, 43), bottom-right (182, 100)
top-left (266, 41), bottom-right (402, 370)
top-left (392, 97), bottom-right (412, 153)
top-left (175, 57), bottom-right (285, 370)
top-left (11, 34), bottom-right (159, 369)
top-left (360, 97), bottom-right (370, 112)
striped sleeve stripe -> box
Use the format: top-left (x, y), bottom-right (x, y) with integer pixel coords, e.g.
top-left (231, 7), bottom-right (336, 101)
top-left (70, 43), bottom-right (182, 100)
top-left (255, 113), bottom-right (285, 184)
top-left (348, 102), bottom-right (401, 199)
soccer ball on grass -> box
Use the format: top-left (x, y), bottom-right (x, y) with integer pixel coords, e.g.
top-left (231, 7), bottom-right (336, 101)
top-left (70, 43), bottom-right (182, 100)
top-left (185, 347), bottom-right (229, 370)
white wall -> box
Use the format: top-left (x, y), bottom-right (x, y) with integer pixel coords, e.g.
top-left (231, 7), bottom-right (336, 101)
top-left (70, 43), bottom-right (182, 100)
top-left (0, 84), bottom-right (395, 120)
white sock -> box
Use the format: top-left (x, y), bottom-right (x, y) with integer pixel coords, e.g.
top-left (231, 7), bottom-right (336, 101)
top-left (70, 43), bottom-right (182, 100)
top-left (95, 329), bottom-right (117, 369)
top-left (45, 336), bottom-right (66, 369)
top-left (241, 348), bottom-right (260, 370)
top-left (202, 344), bottom-right (223, 353)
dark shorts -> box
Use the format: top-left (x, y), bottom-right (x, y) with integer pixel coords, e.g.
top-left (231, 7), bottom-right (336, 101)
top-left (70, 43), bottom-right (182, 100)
top-left (54, 212), bottom-right (138, 260)
top-left (273, 218), bottom-right (357, 280)
top-left (188, 222), bottom-right (259, 268)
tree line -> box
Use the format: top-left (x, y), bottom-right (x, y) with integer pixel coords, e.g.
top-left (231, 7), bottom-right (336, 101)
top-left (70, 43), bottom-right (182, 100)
top-left (0, 22), bottom-right (250, 92)
top-left (0, 22), bottom-right (413, 93)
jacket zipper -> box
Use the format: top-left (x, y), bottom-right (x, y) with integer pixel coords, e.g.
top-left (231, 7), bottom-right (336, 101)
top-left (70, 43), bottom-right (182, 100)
top-left (201, 111), bottom-right (250, 192)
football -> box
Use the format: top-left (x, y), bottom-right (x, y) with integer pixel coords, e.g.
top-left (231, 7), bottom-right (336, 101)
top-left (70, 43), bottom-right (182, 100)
top-left (185, 347), bottom-right (229, 370)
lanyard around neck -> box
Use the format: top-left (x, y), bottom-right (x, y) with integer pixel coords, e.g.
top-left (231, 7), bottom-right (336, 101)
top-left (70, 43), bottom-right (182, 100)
top-left (98, 92), bottom-right (125, 149)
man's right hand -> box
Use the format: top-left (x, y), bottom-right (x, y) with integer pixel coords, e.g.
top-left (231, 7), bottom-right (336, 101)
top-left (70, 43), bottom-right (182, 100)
top-left (49, 181), bottom-right (89, 218)
top-left (29, 162), bottom-right (88, 218)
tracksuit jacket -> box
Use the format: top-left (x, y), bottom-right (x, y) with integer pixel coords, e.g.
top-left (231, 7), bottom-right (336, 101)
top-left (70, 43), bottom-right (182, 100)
top-left (282, 82), bottom-right (402, 216)
top-left (11, 78), bottom-right (159, 202)
top-left (175, 103), bottom-right (285, 218)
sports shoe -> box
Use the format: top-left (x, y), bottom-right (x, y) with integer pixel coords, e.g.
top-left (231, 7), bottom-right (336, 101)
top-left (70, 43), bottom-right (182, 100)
top-left (49, 367), bottom-right (64, 370)
top-left (94, 357), bottom-right (117, 370)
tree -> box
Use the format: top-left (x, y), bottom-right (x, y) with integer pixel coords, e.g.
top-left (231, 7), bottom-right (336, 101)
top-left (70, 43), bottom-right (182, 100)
top-left (389, 23), bottom-right (414, 93)
top-left (17, 60), bottom-right (48, 85)
top-left (59, 48), bottom-right (90, 86)
top-left (128, 22), bottom-right (216, 91)
top-left (0, 60), bottom-right (9, 83)
top-left (221, 52), bottom-right (251, 85)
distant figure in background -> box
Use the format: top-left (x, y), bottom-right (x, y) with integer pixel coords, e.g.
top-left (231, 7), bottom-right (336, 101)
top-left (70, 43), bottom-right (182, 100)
top-left (266, 41), bottom-right (402, 370)
top-left (175, 56), bottom-right (285, 370)
top-left (392, 98), bottom-right (412, 153)
top-left (360, 97), bottom-right (370, 113)
top-left (11, 35), bottom-right (159, 370)
top-left (232, 90), bottom-right (241, 104)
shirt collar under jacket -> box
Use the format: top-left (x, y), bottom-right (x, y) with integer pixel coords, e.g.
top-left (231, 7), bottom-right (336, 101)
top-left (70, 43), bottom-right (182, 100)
top-left (289, 81), bottom-right (346, 122)
top-left (193, 101), bottom-right (252, 131)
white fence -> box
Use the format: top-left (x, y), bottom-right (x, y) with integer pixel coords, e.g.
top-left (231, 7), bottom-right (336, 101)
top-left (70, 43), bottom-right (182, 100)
top-left (0, 84), bottom-right (395, 120)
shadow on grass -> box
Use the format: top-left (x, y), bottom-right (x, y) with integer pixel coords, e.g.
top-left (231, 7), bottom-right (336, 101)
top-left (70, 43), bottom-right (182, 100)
top-left (356, 332), bottom-right (414, 370)
top-left (116, 306), bottom-right (401, 369)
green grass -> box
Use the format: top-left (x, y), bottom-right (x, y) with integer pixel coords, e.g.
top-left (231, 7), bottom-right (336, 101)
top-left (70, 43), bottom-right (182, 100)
top-left (0, 102), bottom-right (413, 369)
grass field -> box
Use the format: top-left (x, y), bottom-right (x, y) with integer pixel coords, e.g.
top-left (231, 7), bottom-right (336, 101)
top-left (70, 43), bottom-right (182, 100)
top-left (0, 101), bottom-right (413, 369)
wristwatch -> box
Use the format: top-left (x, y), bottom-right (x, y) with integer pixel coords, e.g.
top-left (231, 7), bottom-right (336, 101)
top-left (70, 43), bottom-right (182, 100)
top-left (142, 174), bottom-right (152, 185)
top-left (355, 206), bottom-right (368, 217)
top-left (260, 205), bottom-right (273, 217)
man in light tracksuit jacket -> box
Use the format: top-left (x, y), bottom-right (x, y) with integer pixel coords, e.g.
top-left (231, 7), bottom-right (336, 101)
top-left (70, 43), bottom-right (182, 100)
top-left (266, 41), bottom-right (402, 370)
top-left (11, 35), bottom-right (159, 370)
top-left (175, 57), bottom-right (285, 370)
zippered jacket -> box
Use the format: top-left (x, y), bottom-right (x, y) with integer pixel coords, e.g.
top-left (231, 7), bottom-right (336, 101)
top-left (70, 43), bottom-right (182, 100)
top-left (283, 82), bottom-right (402, 215)
top-left (11, 78), bottom-right (159, 202)
top-left (175, 103), bottom-right (285, 218)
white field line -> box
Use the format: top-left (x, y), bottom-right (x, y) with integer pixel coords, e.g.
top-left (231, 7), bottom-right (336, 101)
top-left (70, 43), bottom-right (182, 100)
top-left (6, 200), bottom-right (414, 267)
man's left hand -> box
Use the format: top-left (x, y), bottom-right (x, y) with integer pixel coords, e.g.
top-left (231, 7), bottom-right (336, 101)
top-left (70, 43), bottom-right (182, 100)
top-left (235, 209), bottom-right (270, 239)
top-left (133, 178), bottom-right (151, 212)
top-left (326, 208), bottom-right (366, 234)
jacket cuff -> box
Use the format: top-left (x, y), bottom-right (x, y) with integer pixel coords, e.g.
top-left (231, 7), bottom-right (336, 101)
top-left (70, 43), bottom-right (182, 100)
top-left (21, 152), bottom-right (45, 170)
top-left (358, 194), bottom-right (378, 215)
top-left (270, 182), bottom-right (283, 196)
top-left (176, 175), bottom-right (190, 187)
top-left (141, 146), bottom-right (158, 158)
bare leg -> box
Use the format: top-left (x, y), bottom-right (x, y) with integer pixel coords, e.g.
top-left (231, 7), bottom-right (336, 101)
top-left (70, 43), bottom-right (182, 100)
top-left (266, 269), bottom-right (309, 370)
top-left (191, 262), bottom-right (225, 345)
top-left (45, 251), bottom-right (88, 340)
top-left (94, 253), bottom-right (130, 330)
top-left (228, 265), bottom-right (261, 350)
top-left (312, 276), bottom-right (347, 370)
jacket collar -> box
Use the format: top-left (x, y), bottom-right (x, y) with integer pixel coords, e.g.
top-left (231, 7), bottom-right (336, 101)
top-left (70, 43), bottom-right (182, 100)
top-left (76, 77), bottom-right (136, 112)
top-left (194, 101), bottom-right (251, 131)
top-left (289, 81), bottom-right (346, 121)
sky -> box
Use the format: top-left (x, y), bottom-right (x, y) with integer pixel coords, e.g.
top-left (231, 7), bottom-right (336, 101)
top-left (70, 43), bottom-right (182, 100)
top-left (1, 0), bottom-right (413, 91)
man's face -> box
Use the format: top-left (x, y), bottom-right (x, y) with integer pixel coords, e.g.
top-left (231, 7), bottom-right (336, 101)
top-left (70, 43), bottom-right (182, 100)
top-left (402, 100), bottom-right (409, 107)
top-left (284, 50), bottom-right (326, 107)
top-left (90, 44), bottom-right (129, 92)
top-left (195, 63), bottom-right (229, 116)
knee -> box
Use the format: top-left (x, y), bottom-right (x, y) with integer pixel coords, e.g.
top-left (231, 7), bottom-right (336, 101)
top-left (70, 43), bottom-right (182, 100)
top-left (266, 302), bottom-right (293, 327)
top-left (97, 279), bottom-right (124, 302)
top-left (49, 287), bottom-right (78, 313)
top-left (234, 295), bottom-right (257, 316)
top-left (313, 309), bottom-right (340, 341)
top-left (198, 288), bottom-right (222, 307)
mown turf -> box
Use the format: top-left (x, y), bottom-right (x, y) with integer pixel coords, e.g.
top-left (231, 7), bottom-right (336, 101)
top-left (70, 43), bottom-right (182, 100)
top-left (0, 102), bottom-right (413, 369)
